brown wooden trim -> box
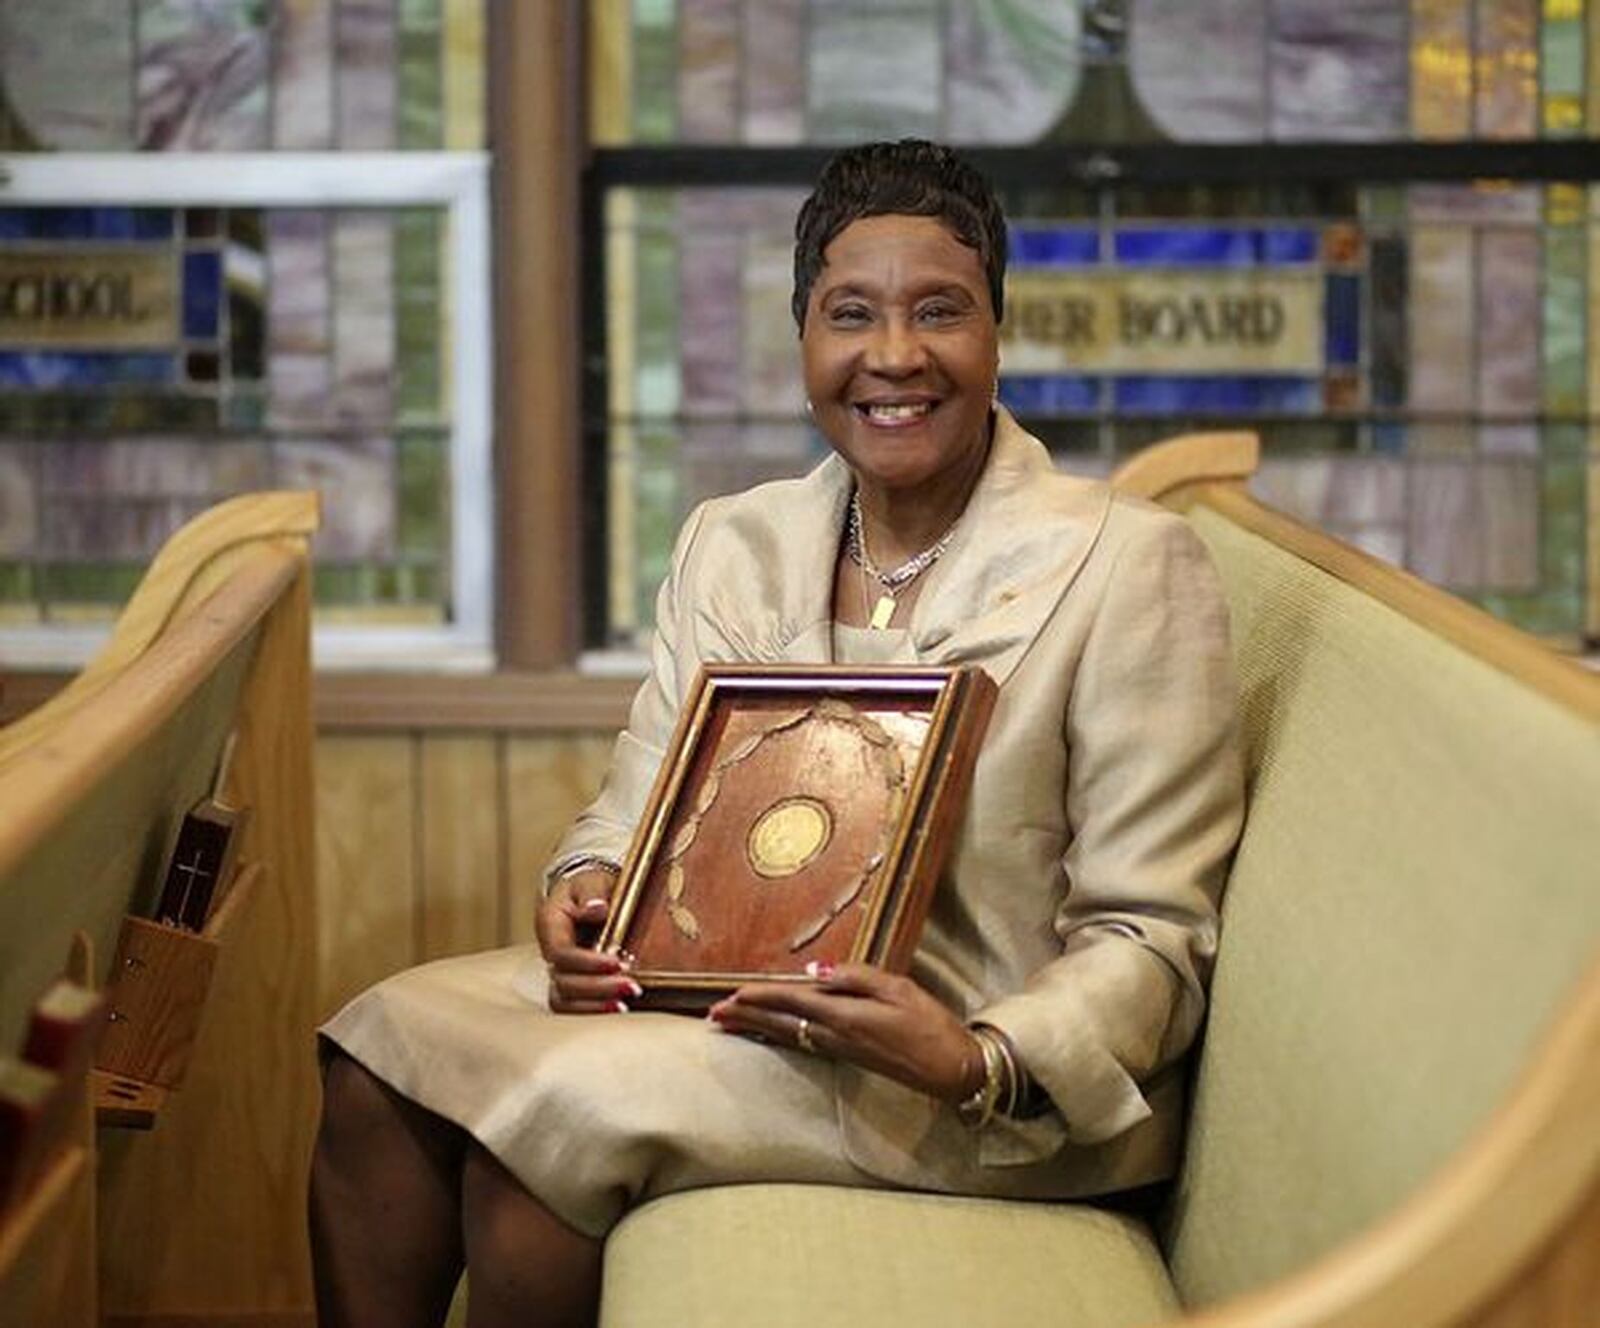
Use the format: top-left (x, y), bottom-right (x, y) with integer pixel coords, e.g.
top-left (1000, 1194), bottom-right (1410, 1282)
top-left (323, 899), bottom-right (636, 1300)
top-left (1181, 483), bottom-right (1600, 724)
top-left (4, 669), bottom-right (637, 733)
top-left (490, 0), bottom-right (585, 668)
top-left (106, 1315), bottom-right (313, 1328)
top-left (317, 670), bottom-right (634, 731)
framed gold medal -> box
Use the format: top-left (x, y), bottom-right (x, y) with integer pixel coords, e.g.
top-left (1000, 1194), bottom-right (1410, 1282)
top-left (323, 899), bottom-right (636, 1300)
top-left (596, 664), bottom-right (997, 1012)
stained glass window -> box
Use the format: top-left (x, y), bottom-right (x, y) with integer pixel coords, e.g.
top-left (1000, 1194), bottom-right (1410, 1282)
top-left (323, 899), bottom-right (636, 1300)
top-left (0, 0), bottom-right (489, 666)
top-left (590, 0), bottom-right (1600, 655)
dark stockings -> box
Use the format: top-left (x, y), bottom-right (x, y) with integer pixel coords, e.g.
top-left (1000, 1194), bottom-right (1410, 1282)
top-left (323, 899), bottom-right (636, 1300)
top-left (311, 1050), bottom-right (603, 1328)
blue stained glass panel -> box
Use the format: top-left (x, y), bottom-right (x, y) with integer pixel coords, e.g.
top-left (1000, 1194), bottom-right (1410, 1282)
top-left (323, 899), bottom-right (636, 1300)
top-left (0, 207), bottom-right (173, 241)
top-left (182, 250), bottom-right (222, 339)
top-left (1009, 227), bottom-right (1099, 266)
top-left (1114, 226), bottom-right (1321, 266)
top-left (0, 351), bottom-right (176, 389)
top-left (999, 375), bottom-right (1101, 413)
top-left (1261, 228), bottom-right (1319, 263)
top-left (1114, 375), bottom-right (1321, 413)
top-left (1324, 274), bottom-right (1361, 365)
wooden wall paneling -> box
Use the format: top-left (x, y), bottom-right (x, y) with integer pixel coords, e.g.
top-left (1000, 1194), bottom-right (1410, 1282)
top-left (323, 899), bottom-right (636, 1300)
top-left (314, 735), bottom-right (420, 1020)
top-left (418, 735), bottom-right (503, 961)
top-left (502, 733), bottom-right (616, 947)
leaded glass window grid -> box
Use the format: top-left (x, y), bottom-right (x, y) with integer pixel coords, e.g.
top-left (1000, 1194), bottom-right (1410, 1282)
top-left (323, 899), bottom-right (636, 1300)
top-left (582, 141), bottom-right (1600, 659)
top-left (0, 152), bottom-right (493, 671)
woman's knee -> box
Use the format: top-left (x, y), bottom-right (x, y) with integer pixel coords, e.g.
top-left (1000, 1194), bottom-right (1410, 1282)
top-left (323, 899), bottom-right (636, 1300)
top-left (462, 1146), bottom-right (600, 1264)
top-left (317, 1048), bottom-right (461, 1163)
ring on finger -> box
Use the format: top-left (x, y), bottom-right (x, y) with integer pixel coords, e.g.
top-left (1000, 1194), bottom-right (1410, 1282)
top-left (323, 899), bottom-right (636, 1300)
top-left (795, 1016), bottom-right (816, 1054)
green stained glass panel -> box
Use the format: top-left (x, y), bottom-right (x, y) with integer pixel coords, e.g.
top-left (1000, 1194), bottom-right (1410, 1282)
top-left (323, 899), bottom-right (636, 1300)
top-left (0, 562), bottom-right (33, 602)
top-left (396, 209), bottom-right (444, 424)
top-left (632, 0), bottom-right (678, 143)
top-left (1540, 5), bottom-right (1584, 94)
top-left (1543, 227), bottom-right (1587, 415)
top-left (38, 561), bottom-right (141, 606)
top-left (399, 0), bottom-right (444, 150)
top-left (634, 193), bottom-right (681, 418)
top-left (633, 426), bottom-right (680, 628)
top-left (398, 430), bottom-right (445, 557)
top-left (314, 564), bottom-right (377, 606)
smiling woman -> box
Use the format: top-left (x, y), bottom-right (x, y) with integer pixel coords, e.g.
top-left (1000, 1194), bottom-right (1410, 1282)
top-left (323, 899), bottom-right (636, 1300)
top-left (310, 140), bottom-right (1245, 1328)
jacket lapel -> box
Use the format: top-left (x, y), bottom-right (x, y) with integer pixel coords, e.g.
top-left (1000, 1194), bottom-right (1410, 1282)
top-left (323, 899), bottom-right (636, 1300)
top-left (685, 409), bottom-right (1111, 684)
top-left (908, 410), bottom-right (1111, 686)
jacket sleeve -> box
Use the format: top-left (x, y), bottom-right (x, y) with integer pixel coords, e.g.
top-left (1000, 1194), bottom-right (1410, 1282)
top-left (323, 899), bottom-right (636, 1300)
top-left (974, 511), bottom-right (1244, 1145)
top-left (543, 503), bottom-right (710, 890)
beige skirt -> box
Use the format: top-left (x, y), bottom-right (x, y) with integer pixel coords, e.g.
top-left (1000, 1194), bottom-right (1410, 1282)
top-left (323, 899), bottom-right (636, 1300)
top-left (320, 946), bottom-right (882, 1237)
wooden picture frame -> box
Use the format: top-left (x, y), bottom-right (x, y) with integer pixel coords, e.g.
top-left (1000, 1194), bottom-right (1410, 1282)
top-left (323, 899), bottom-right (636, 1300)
top-left (597, 664), bottom-right (997, 1012)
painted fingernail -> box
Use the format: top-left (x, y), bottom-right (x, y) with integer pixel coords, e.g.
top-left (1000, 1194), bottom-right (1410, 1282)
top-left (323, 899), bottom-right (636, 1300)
top-left (583, 897), bottom-right (609, 911)
top-left (805, 961), bottom-right (835, 980)
top-left (620, 979), bottom-right (643, 999)
top-left (606, 1000), bottom-right (630, 1014)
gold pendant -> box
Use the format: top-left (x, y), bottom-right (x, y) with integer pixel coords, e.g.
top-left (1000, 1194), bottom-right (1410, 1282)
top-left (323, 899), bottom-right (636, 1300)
top-left (869, 594), bottom-right (896, 630)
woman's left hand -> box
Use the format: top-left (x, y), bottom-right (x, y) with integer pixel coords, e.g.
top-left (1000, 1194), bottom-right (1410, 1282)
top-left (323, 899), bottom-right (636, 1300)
top-left (709, 963), bottom-right (982, 1105)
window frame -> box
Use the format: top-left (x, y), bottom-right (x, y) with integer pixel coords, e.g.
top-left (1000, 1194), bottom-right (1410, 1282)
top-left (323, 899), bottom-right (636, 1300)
top-left (0, 150), bottom-right (495, 672)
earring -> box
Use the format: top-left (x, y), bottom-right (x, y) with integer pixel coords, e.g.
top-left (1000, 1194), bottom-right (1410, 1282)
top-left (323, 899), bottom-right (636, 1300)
top-left (805, 399), bottom-right (814, 414)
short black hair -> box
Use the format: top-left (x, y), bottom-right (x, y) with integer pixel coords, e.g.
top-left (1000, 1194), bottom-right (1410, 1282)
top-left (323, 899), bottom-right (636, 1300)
top-left (791, 139), bottom-right (1008, 330)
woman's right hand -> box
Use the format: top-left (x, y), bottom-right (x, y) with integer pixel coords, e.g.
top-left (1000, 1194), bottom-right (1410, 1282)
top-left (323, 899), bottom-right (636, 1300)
top-left (535, 868), bottom-right (641, 1014)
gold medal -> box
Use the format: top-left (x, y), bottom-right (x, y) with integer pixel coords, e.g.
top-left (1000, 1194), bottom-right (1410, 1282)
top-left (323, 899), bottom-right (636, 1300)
top-left (747, 796), bottom-right (833, 878)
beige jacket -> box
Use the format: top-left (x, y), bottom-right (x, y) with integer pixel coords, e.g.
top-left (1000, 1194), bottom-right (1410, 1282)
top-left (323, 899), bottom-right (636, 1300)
top-left (550, 409), bottom-right (1244, 1194)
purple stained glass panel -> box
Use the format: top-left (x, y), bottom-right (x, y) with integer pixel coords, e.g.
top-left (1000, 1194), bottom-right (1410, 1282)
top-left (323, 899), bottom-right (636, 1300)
top-left (1475, 228), bottom-right (1540, 416)
top-left (742, 0), bottom-right (804, 143)
top-left (1269, 0), bottom-right (1407, 141)
top-left (331, 212), bottom-right (395, 425)
top-left (679, 230), bottom-right (742, 417)
top-left (0, 443), bottom-right (38, 557)
top-left (678, 0), bottom-right (739, 142)
top-left (273, 436), bottom-right (396, 560)
top-left (944, 0), bottom-right (1081, 144)
top-left (135, 0), bottom-right (270, 150)
top-left (274, 0), bottom-right (335, 149)
top-left (267, 210), bottom-right (333, 427)
top-left (337, 0), bottom-right (398, 149)
top-left (1129, 0), bottom-right (1267, 142)
top-left (1407, 457), bottom-right (1482, 587)
top-left (1477, 458), bottom-right (1540, 591)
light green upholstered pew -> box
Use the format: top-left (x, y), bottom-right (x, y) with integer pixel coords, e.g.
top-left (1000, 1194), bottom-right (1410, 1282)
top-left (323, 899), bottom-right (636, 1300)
top-left (595, 435), bottom-right (1600, 1328)
top-left (0, 493), bottom-right (320, 1327)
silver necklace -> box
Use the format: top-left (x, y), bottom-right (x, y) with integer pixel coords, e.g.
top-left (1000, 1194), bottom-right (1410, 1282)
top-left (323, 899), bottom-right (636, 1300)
top-left (846, 491), bottom-right (959, 628)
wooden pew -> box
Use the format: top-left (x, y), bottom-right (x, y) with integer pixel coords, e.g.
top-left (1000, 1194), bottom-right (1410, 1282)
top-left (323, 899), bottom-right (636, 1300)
top-left (0, 493), bottom-right (320, 1327)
